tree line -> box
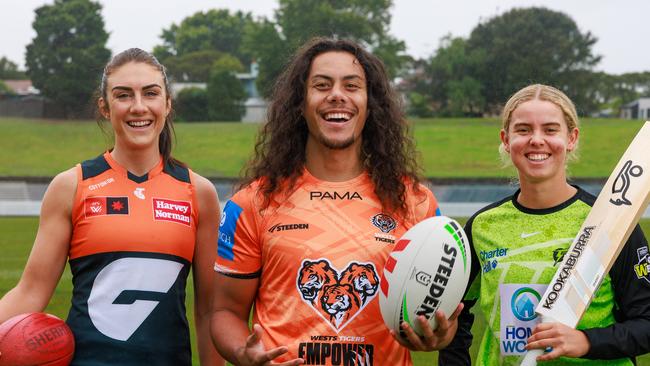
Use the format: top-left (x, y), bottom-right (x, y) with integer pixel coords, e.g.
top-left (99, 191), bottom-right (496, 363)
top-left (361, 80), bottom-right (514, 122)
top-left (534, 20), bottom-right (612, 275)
top-left (3, 0), bottom-right (649, 120)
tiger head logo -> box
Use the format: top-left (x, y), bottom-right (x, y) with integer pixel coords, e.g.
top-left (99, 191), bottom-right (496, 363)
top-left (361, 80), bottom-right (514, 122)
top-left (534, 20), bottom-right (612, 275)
top-left (339, 263), bottom-right (379, 304)
top-left (297, 259), bottom-right (337, 303)
top-left (371, 213), bottom-right (397, 233)
top-left (296, 259), bottom-right (380, 332)
top-left (320, 284), bottom-right (361, 329)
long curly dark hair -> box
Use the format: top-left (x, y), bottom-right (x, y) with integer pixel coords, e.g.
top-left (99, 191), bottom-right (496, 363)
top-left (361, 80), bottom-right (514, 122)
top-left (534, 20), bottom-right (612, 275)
top-left (242, 37), bottom-right (423, 216)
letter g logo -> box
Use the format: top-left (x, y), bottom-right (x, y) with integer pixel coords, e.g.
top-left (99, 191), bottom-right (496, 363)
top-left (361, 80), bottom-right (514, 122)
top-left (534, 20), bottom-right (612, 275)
top-left (88, 258), bottom-right (183, 341)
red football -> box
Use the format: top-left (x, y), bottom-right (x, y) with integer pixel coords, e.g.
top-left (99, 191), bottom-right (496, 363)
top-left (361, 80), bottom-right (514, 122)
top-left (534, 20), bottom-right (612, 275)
top-left (0, 313), bottom-right (74, 366)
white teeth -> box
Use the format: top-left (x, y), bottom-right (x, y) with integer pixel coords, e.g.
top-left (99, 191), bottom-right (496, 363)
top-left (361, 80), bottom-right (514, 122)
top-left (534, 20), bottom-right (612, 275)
top-left (127, 120), bottom-right (152, 127)
top-left (527, 153), bottom-right (549, 161)
top-left (324, 112), bottom-right (351, 121)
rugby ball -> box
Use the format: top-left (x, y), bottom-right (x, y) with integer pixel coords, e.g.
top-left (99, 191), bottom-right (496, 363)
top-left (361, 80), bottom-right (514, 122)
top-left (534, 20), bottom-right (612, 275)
top-left (379, 216), bottom-right (471, 340)
top-left (0, 312), bottom-right (75, 366)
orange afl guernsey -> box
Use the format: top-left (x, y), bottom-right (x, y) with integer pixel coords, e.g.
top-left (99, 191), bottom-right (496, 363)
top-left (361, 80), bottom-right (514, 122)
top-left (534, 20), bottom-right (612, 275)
top-left (216, 170), bottom-right (440, 366)
top-left (67, 152), bottom-right (197, 365)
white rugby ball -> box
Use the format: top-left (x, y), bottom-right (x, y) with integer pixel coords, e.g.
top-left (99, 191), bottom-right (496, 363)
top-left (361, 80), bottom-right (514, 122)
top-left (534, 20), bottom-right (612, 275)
top-left (379, 216), bottom-right (471, 340)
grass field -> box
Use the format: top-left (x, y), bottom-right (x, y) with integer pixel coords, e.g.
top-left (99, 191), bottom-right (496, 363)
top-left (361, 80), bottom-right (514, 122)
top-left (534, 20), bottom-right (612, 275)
top-left (0, 117), bottom-right (647, 178)
top-left (2, 217), bottom-right (650, 365)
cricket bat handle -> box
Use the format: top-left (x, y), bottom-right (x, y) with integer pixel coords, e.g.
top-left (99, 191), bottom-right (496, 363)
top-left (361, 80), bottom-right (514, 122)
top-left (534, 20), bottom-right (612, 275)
top-left (520, 349), bottom-right (543, 366)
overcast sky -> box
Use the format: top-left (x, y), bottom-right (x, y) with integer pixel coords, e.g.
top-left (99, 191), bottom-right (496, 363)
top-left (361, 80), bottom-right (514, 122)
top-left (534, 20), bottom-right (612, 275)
top-left (2, 0), bottom-right (648, 75)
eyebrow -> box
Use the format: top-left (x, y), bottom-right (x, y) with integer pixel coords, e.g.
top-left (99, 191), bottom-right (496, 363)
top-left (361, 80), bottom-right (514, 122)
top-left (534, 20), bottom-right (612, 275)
top-left (310, 74), bottom-right (365, 81)
top-left (111, 83), bottom-right (162, 92)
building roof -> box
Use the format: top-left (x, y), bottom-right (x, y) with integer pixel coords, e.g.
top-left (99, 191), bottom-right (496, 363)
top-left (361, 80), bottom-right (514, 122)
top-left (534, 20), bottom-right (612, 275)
top-left (2, 79), bottom-right (39, 95)
top-left (621, 97), bottom-right (650, 109)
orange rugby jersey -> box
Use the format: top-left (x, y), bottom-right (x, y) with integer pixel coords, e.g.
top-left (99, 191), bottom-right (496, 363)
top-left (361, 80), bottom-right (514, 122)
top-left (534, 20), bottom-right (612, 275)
top-left (67, 152), bottom-right (198, 365)
top-left (216, 170), bottom-right (440, 366)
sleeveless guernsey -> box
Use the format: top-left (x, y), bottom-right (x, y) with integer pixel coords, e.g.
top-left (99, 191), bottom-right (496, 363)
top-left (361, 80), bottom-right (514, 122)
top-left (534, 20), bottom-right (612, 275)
top-left (67, 152), bottom-right (197, 365)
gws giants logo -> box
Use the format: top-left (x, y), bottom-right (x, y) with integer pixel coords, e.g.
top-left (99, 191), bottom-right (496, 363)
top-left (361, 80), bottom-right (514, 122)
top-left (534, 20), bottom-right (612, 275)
top-left (297, 259), bottom-right (379, 332)
top-left (610, 160), bottom-right (643, 206)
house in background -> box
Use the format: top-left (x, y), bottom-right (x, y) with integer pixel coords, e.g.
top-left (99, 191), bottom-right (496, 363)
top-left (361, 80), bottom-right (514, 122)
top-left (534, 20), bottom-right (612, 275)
top-left (0, 80), bottom-right (66, 118)
top-left (170, 62), bottom-right (267, 123)
top-left (236, 62), bottom-right (267, 123)
top-left (621, 97), bottom-right (650, 120)
top-left (3, 80), bottom-right (39, 95)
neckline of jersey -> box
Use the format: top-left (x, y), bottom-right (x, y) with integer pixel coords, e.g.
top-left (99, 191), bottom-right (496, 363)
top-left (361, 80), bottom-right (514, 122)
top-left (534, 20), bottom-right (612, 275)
top-left (301, 167), bottom-right (371, 188)
top-left (103, 151), bottom-right (164, 183)
top-left (511, 184), bottom-right (584, 215)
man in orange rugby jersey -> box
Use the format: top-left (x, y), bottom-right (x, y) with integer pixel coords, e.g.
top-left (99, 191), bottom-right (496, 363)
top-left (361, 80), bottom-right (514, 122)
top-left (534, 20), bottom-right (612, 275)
top-left (210, 37), bottom-right (463, 366)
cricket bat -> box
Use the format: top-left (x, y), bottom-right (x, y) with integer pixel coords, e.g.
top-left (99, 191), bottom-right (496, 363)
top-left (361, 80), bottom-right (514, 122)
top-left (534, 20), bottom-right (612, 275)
top-left (521, 121), bottom-right (650, 366)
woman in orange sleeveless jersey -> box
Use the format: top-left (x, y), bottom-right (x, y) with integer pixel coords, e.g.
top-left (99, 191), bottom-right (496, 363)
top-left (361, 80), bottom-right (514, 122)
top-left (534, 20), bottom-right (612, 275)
top-left (0, 48), bottom-right (223, 366)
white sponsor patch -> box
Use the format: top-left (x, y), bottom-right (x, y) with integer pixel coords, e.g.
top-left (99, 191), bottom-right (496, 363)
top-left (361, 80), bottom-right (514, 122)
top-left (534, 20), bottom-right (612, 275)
top-left (499, 284), bottom-right (547, 356)
top-left (152, 198), bottom-right (192, 226)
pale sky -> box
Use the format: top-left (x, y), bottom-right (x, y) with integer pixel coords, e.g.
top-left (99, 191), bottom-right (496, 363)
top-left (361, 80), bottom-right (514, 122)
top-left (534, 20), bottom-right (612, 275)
top-left (2, 0), bottom-right (648, 75)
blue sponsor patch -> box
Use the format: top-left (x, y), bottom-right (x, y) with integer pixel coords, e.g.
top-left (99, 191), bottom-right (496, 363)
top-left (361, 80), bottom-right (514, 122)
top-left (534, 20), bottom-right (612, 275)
top-left (218, 200), bottom-right (243, 261)
top-left (435, 207), bottom-right (441, 217)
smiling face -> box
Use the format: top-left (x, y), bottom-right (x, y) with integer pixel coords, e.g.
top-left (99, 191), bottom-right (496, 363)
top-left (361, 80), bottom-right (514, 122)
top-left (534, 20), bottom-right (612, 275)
top-left (501, 99), bottom-right (578, 185)
top-left (99, 61), bottom-right (170, 153)
top-left (303, 51), bottom-right (368, 151)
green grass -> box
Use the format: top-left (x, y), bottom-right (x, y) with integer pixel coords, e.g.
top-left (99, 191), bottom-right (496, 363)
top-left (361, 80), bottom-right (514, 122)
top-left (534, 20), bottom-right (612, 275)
top-left (2, 217), bottom-right (650, 365)
top-left (1, 117), bottom-right (647, 178)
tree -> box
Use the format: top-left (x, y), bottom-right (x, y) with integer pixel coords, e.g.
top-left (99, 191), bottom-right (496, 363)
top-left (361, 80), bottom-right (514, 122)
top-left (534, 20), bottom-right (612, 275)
top-left (25, 0), bottom-right (110, 118)
top-left (404, 36), bottom-right (484, 117)
top-left (207, 55), bottom-right (246, 121)
top-left (0, 57), bottom-right (26, 79)
top-left (0, 80), bottom-right (14, 96)
top-left (175, 87), bottom-right (209, 122)
top-left (248, 0), bottom-right (408, 97)
top-left (241, 19), bottom-right (288, 97)
top-left (466, 7), bottom-right (600, 113)
top-left (162, 50), bottom-right (225, 82)
top-left (154, 9), bottom-right (257, 81)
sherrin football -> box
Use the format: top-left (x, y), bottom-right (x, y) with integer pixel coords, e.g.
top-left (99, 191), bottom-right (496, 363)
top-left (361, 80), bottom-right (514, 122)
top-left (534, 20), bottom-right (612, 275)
top-left (0, 312), bottom-right (75, 366)
top-left (379, 216), bottom-right (471, 340)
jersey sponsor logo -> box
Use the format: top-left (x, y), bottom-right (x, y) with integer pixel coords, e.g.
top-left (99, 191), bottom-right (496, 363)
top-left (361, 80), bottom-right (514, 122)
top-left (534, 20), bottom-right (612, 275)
top-left (88, 177), bottom-right (115, 191)
top-left (542, 226), bottom-right (594, 310)
top-left (268, 223), bottom-right (309, 233)
top-left (133, 187), bottom-right (145, 200)
top-left (634, 246), bottom-right (650, 283)
top-left (87, 257), bottom-right (183, 341)
top-left (218, 200), bottom-right (243, 261)
top-left (500, 284), bottom-right (547, 356)
top-left (298, 339), bottom-right (374, 365)
top-left (511, 287), bottom-right (541, 321)
top-left (84, 196), bottom-right (129, 218)
top-left (297, 259), bottom-right (379, 332)
top-left (610, 160), bottom-right (643, 206)
top-left (480, 247), bottom-right (507, 273)
top-left (309, 191), bottom-right (363, 200)
top-left (152, 198), bottom-right (191, 226)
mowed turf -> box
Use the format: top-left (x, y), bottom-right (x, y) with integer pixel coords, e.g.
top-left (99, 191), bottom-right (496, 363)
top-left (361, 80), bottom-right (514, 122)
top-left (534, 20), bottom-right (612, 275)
top-left (2, 217), bottom-right (650, 365)
top-left (0, 117), bottom-right (647, 178)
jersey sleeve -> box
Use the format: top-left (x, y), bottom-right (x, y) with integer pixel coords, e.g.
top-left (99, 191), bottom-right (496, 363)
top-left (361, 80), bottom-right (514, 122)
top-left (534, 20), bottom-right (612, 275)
top-left (582, 224), bottom-right (650, 359)
top-left (438, 214), bottom-right (480, 366)
top-left (214, 187), bottom-right (263, 277)
top-left (413, 184), bottom-right (441, 221)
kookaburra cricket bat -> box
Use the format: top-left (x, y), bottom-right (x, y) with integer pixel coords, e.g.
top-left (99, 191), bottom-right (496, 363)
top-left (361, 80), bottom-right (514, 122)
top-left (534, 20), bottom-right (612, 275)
top-left (521, 121), bottom-right (650, 366)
